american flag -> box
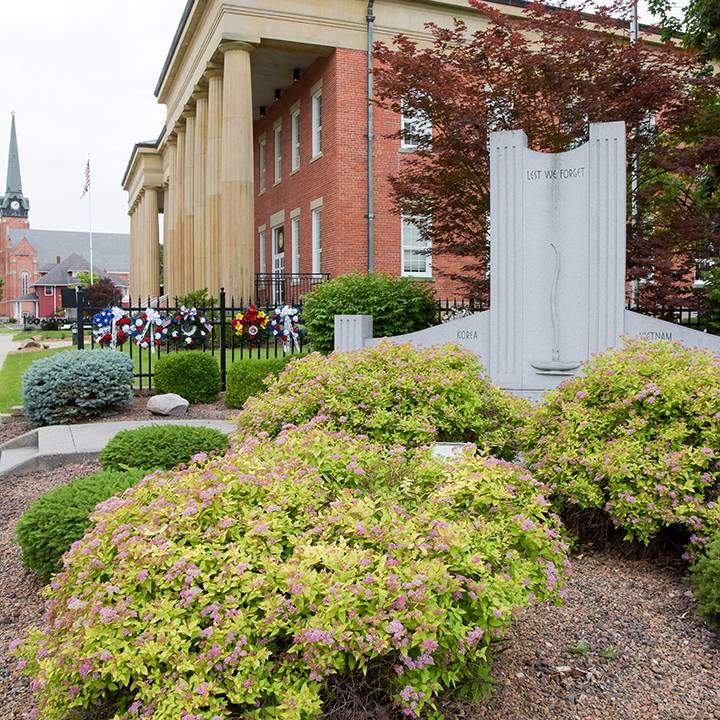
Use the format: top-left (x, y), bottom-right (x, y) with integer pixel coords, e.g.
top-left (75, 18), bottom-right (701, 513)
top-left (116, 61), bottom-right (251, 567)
top-left (80, 159), bottom-right (91, 199)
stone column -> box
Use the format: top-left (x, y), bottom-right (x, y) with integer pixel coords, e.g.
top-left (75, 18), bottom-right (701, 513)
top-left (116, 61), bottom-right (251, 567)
top-left (194, 92), bottom-right (208, 292)
top-left (164, 138), bottom-right (177, 300)
top-left (220, 42), bottom-right (255, 300)
top-left (174, 126), bottom-right (186, 300)
top-left (144, 187), bottom-right (161, 300)
top-left (183, 110), bottom-right (196, 296)
top-left (206, 68), bottom-right (223, 294)
top-left (129, 205), bottom-right (138, 300)
top-left (133, 193), bottom-right (146, 299)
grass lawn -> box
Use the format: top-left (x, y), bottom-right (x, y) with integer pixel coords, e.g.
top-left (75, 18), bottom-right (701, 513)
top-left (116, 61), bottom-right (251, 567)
top-left (11, 329), bottom-right (74, 341)
top-left (0, 347), bottom-right (69, 412)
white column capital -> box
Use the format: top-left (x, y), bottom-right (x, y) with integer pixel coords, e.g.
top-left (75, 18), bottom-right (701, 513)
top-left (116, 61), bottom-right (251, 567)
top-left (218, 40), bottom-right (255, 55)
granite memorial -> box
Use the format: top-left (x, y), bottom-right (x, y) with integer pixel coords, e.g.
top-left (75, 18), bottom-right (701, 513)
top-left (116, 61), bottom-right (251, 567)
top-left (336, 121), bottom-right (720, 397)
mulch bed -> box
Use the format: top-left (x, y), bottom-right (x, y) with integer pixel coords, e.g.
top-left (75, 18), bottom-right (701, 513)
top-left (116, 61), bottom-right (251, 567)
top-left (1, 463), bottom-right (718, 720)
top-left (110, 394), bottom-right (237, 422)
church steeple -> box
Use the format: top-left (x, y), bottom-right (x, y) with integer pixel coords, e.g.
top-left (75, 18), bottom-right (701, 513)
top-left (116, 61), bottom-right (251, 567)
top-left (0, 113), bottom-right (30, 219)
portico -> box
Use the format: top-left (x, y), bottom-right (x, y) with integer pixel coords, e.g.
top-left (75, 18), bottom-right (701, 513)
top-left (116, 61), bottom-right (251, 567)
top-left (122, 0), bottom-right (521, 300)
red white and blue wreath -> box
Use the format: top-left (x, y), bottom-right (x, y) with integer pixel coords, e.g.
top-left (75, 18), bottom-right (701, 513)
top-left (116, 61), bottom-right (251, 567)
top-left (92, 307), bottom-right (131, 349)
top-left (169, 306), bottom-right (213, 347)
top-left (269, 304), bottom-right (303, 353)
top-left (131, 308), bottom-right (171, 349)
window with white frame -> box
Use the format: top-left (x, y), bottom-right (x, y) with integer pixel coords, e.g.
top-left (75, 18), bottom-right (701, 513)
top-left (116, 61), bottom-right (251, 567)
top-left (291, 108), bottom-right (300, 172)
top-left (311, 206), bottom-right (323, 274)
top-left (258, 228), bottom-right (267, 272)
top-left (311, 89), bottom-right (322, 158)
top-left (21, 271), bottom-right (29, 296)
top-left (273, 125), bottom-right (282, 183)
top-left (401, 217), bottom-right (431, 277)
top-left (400, 103), bottom-right (432, 150)
top-left (44, 286), bottom-right (53, 296)
top-left (258, 138), bottom-right (267, 193)
top-left (291, 214), bottom-right (300, 275)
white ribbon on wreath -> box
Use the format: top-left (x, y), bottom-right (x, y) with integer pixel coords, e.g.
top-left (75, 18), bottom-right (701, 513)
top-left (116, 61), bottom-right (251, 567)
top-left (137, 307), bottom-right (161, 346)
top-left (276, 305), bottom-right (301, 353)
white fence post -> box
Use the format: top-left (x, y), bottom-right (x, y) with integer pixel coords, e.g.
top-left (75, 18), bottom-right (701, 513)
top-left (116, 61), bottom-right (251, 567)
top-left (334, 315), bottom-right (373, 352)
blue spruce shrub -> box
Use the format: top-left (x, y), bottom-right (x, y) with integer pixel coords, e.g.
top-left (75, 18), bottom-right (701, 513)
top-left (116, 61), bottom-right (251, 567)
top-left (22, 350), bottom-right (134, 426)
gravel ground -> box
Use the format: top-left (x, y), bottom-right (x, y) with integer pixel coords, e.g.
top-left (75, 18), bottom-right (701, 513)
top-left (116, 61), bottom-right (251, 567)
top-left (0, 420), bottom-right (31, 445)
top-left (111, 394), bottom-right (238, 422)
top-left (0, 462), bottom-right (100, 720)
top-left (1, 465), bottom-right (718, 720)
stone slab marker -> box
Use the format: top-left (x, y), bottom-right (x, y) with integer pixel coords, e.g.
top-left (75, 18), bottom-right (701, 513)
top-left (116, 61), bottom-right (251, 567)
top-left (489, 122), bottom-right (626, 392)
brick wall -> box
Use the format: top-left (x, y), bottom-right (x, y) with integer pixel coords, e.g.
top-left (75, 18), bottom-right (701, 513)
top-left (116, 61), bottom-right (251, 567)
top-left (252, 48), bottom-right (468, 301)
top-left (0, 217), bottom-right (36, 318)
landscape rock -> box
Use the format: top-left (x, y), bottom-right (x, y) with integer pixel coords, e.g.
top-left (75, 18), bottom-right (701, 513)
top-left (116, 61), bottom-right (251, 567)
top-left (146, 393), bottom-right (189, 416)
top-left (17, 339), bottom-right (42, 351)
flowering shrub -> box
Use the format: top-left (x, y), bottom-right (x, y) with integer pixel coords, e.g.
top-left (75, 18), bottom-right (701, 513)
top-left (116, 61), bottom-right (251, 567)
top-left (16, 426), bottom-right (568, 719)
top-left (690, 531), bottom-right (720, 628)
top-left (525, 338), bottom-right (720, 554)
top-left (236, 342), bottom-right (527, 457)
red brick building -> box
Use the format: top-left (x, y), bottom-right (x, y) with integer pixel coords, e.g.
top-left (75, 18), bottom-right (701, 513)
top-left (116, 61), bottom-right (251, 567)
top-left (123, 0), bottom-right (491, 303)
top-left (0, 114), bottom-right (130, 320)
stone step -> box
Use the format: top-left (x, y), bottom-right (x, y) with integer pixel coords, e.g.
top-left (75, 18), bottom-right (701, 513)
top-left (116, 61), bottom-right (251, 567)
top-left (0, 446), bottom-right (39, 476)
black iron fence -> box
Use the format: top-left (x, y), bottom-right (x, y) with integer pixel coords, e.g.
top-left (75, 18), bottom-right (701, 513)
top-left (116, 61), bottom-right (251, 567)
top-left (627, 303), bottom-right (715, 333)
top-left (76, 289), bottom-right (307, 391)
top-left (255, 273), bottom-right (329, 306)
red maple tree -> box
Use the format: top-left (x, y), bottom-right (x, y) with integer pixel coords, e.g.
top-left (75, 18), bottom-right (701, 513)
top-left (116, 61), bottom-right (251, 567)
top-left (373, 0), bottom-right (720, 306)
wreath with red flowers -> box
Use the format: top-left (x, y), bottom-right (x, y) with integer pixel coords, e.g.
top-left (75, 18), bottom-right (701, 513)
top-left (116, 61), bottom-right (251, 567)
top-left (169, 306), bottom-right (213, 348)
top-left (231, 305), bottom-right (270, 346)
top-left (130, 308), bottom-right (171, 349)
top-left (92, 307), bottom-right (131, 348)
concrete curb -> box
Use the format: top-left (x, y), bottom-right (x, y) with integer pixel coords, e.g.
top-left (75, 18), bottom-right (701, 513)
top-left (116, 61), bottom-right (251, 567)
top-left (0, 419), bottom-right (236, 478)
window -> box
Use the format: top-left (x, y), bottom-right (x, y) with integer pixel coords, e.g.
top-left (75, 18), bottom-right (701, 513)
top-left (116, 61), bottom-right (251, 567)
top-left (291, 214), bottom-right (300, 275)
top-left (311, 206), bottom-right (323, 274)
top-left (258, 228), bottom-right (267, 273)
top-left (291, 108), bottom-right (300, 172)
top-left (401, 217), bottom-right (431, 277)
top-left (273, 125), bottom-right (282, 183)
top-left (21, 271), bottom-right (29, 296)
top-left (400, 103), bottom-right (432, 150)
top-left (258, 138), bottom-right (267, 193)
top-left (311, 89), bottom-right (322, 158)
top-left (44, 286), bottom-right (53, 296)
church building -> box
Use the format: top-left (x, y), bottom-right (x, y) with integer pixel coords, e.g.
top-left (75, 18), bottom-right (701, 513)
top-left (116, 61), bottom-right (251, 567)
top-left (0, 114), bottom-right (130, 320)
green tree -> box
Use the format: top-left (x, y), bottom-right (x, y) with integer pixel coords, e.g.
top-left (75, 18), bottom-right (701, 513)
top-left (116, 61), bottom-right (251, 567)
top-left (648, 0), bottom-right (720, 60)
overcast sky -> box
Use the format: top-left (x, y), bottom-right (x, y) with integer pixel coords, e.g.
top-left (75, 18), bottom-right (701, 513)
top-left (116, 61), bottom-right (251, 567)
top-left (1, 0), bottom-right (678, 236)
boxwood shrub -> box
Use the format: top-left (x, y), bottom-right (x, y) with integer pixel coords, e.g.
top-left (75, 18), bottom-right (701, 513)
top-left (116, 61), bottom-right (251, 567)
top-left (225, 357), bottom-right (293, 408)
top-left (16, 468), bottom-right (148, 583)
top-left (691, 532), bottom-right (720, 628)
top-left (99, 424), bottom-right (229, 471)
top-left (22, 349), bottom-right (133, 426)
top-left (302, 273), bottom-right (437, 353)
top-left (237, 342), bottom-right (527, 457)
top-left (16, 426), bottom-right (568, 719)
top-left (525, 338), bottom-right (720, 555)
top-left (153, 351), bottom-right (221, 404)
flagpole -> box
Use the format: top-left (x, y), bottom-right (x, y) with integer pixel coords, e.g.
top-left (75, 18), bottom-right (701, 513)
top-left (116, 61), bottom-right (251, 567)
top-left (88, 154), bottom-right (94, 285)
